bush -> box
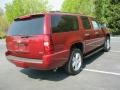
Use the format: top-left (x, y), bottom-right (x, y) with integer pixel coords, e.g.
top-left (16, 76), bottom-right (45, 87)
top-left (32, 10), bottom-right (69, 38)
top-left (0, 15), bottom-right (9, 39)
top-left (0, 32), bottom-right (5, 39)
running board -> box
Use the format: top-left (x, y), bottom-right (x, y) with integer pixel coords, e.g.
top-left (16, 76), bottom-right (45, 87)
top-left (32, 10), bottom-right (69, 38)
top-left (84, 47), bottom-right (103, 59)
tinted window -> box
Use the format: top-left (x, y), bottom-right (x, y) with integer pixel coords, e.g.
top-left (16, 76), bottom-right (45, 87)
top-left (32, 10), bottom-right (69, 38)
top-left (92, 21), bottom-right (101, 30)
top-left (81, 16), bottom-right (91, 29)
top-left (51, 15), bottom-right (78, 33)
top-left (8, 16), bottom-right (44, 36)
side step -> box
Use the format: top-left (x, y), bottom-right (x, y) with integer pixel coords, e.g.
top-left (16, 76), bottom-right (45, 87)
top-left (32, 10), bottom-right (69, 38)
top-left (84, 47), bottom-right (103, 59)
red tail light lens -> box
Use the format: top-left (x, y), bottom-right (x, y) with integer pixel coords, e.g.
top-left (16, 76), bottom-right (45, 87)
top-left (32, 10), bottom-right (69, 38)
top-left (43, 35), bottom-right (54, 54)
top-left (5, 51), bottom-right (11, 56)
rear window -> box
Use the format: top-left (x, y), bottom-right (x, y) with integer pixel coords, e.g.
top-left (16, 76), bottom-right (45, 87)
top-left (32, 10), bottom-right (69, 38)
top-left (51, 15), bottom-right (78, 33)
top-left (8, 16), bottom-right (44, 36)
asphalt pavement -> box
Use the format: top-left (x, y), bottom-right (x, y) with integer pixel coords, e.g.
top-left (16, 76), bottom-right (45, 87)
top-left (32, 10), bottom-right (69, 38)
top-left (0, 37), bottom-right (120, 90)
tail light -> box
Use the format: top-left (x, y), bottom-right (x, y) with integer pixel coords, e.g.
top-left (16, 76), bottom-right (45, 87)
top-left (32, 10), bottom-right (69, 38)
top-left (5, 51), bottom-right (11, 56)
top-left (43, 35), bottom-right (54, 54)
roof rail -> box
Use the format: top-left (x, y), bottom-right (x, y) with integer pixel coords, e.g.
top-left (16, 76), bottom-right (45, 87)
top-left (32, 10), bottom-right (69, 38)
top-left (48, 11), bottom-right (81, 14)
top-left (48, 11), bottom-right (61, 13)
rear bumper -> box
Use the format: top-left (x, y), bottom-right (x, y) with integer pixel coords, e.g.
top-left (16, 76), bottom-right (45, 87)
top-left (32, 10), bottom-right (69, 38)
top-left (6, 50), bottom-right (69, 70)
top-left (6, 55), bottom-right (43, 64)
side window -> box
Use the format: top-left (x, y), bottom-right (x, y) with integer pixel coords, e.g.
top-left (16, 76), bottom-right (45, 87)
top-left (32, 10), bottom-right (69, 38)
top-left (92, 20), bottom-right (101, 30)
top-left (51, 15), bottom-right (78, 33)
top-left (81, 16), bottom-right (91, 30)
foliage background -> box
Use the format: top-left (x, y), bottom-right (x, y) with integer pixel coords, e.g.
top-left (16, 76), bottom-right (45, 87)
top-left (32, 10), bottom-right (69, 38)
top-left (5, 0), bottom-right (49, 22)
top-left (0, 0), bottom-right (120, 38)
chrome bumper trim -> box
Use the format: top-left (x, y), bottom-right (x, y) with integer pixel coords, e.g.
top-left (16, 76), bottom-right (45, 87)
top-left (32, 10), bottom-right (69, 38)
top-left (6, 55), bottom-right (43, 64)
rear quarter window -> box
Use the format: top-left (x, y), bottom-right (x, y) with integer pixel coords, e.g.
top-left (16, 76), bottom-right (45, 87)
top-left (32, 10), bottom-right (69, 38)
top-left (92, 20), bottom-right (101, 30)
top-left (51, 15), bottom-right (79, 33)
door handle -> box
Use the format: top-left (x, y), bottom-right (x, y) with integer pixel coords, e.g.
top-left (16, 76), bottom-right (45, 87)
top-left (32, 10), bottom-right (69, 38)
top-left (85, 33), bottom-right (90, 36)
top-left (95, 32), bottom-right (99, 37)
top-left (95, 32), bottom-right (99, 34)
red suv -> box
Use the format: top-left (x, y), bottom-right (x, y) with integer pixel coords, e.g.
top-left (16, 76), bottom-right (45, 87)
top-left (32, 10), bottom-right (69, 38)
top-left (6, 12), bottom-right (110, 75)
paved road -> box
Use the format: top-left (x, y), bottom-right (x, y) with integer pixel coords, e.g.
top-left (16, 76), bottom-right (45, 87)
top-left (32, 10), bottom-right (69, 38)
top-left (0, 37), bottom-right (120, 90)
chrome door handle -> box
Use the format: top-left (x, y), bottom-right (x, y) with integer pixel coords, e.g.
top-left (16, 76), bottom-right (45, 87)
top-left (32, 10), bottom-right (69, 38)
top-left (95, 32), bottom-right (99, 34)
top-left (85, 33), bottom-right (90, 36)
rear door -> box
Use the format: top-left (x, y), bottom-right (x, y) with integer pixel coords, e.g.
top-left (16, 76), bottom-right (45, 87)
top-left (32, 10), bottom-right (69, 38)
top-left (80, 16), bottom-right (95, 53)
top-left (6, 15), bottom-right (45, 59)
top-left (50, 14), bottom-right (79, 60)
top-left (91, 19), bottom-right (105, 48)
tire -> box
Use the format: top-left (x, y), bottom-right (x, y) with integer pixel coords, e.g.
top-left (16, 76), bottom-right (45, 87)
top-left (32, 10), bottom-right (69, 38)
top-left (103, 37), bottom-right (111, 52)
top-left (65, 48), bottom-right (83, 75)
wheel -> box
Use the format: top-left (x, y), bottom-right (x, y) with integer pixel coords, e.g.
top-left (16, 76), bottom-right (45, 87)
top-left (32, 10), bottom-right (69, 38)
top-left (103, 37), bottom-right (111, 52)
top-left (65, 48), bottom-right (83, 75)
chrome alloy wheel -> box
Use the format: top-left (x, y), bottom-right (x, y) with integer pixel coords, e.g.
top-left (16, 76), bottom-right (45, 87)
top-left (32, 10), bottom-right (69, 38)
top-left (72, 53), bottom-right (82, 71)
top-left (106, 39), bottom-right (110, 50)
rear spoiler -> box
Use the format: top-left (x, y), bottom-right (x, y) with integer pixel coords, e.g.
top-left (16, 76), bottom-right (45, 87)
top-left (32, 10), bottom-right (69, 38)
top-left (15, 14), bottom-right (44, 21)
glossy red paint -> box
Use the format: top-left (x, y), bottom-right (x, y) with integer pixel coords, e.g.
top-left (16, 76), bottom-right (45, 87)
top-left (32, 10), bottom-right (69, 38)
top-left (5, 12), bottom-right (110, 70)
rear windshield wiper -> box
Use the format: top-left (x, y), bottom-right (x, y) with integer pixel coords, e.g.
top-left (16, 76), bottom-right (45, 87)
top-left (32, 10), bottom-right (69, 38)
top-left (12, 35), bottom-right (32, 38)
top-left (20, 36), bottom-right (32, 38)
top-left (15, 14), bottom-right (44, 21)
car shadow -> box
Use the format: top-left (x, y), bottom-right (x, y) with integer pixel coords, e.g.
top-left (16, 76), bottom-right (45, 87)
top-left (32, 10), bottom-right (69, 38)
top-left (20, 51), bottom-right (104, 81)
top-left (20, 68), bottom-right (69, 81)
top-left (83, 51), bottom-right (104, 68)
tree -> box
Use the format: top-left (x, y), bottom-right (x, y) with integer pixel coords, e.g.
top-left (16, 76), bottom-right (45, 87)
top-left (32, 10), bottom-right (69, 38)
top-left (95, 0), bottom-right (110, 23)
top-left (107, 2), bottom-right (120, 35)
top-left (61, 0), bottom-right (95, 16)
top-left (95, 0), bottom-right (120, 35)
top-left (5, 0), bottom-right (50, 22)
top-left (0, 7), bottom-right (3, 15)
top-left (0, 15), bottom-right (9, 38)
top-left (0, 6), bottom-right (8, 38)
top-left (0, 1), bottom-right (4, 15)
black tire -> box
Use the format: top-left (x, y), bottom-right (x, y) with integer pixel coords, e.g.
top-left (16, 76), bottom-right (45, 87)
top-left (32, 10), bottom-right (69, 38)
top-left (103, 37), bottom-right (111, 52)
top-left (65, 48), bottom-right (83, 75)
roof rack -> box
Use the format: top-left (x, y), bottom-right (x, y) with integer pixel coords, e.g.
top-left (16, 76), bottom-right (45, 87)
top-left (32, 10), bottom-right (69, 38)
top-left (49, 11), bottom-right (61, 13)
top-left (48, 11), bottom-right (81, 14)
